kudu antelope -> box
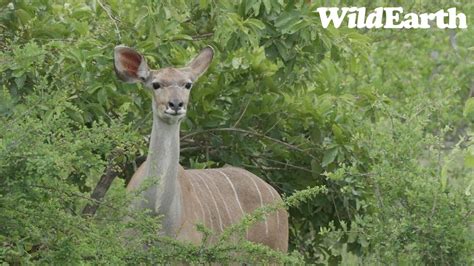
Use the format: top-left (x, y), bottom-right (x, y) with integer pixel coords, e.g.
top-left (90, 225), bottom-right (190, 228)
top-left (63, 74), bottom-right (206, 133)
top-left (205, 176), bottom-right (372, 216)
top-left (114, 45), bottom-right (288, 251)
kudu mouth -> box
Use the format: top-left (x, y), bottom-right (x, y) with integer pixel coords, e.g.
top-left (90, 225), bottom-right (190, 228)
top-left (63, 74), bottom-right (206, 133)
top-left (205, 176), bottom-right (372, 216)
top-left (164, 110), bottom-right (186, 117)
top-left (158, 107), bottom-right (187, 124)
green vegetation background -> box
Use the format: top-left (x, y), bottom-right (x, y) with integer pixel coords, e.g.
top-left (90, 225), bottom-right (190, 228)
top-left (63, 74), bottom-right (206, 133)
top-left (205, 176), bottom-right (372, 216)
top-left (0, 0), bottom-right (473, 264)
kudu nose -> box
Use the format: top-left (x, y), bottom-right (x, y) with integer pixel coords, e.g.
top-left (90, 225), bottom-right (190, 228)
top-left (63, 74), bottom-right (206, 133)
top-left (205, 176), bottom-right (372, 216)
top-left (168, 99), bottom-right (184, 112)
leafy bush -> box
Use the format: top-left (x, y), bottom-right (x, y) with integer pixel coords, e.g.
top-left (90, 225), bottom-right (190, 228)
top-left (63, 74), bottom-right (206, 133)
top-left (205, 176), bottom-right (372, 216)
top-left (1, 0), bottom-right (473, 264)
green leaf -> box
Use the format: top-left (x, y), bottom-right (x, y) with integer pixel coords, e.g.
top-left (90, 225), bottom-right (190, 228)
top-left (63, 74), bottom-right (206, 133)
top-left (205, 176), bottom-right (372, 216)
top-left (274, 10), bottom-right (299, 29)
top-left (322, 148), bottom-right (338, 167)
top-left (331, 124), bottom-right (344, 142)
top-left (97, 88), bottom-right (108, 106)
top-left (464, 153), bottom-right (474, 168)
top-left (15, 9), bottom-right (31, 25)
top-left (440, 165), bottom-right (448, 191)
top-left (244, 18), bottom-right (265, 30)
top-left (199, 0), bottom-right (208, 9)
top-left (463, 98), bottom-right (474, 119)
top-left (263, 0), bottom-right (272, 13)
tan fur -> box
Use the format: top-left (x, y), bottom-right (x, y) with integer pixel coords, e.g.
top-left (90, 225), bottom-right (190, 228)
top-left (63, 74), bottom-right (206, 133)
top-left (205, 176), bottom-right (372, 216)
top-left (128, 164), bottom-right (289, 251)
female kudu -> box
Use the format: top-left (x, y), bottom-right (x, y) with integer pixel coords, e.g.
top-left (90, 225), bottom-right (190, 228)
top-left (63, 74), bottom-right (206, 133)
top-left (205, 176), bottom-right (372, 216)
top-left (114, 45), bottom-right (288, 251)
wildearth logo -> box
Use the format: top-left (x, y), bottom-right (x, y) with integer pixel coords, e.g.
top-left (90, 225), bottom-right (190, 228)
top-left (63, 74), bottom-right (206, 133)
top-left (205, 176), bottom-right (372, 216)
top-left (315, 7), bottom-right (468, 29)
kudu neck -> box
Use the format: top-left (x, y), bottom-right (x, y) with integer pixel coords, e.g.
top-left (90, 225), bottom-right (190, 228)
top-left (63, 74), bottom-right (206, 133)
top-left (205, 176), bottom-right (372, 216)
top-left (148, 114), bottom-right (181, 166)
top-left (141, 103), bottom-right (182, 234)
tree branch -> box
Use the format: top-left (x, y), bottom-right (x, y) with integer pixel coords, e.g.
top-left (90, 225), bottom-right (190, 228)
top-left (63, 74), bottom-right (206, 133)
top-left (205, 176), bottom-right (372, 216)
top-left (81, 150), bottom-right (123, 217)
top-left (181, 127), bottom-right (314, 159)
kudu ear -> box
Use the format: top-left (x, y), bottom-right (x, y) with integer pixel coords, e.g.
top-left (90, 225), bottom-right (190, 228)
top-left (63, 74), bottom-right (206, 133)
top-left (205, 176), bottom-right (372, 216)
top-left (114, 45), bottom-right (150, 83)
top-left (187, 46), bottom-right (214, 79)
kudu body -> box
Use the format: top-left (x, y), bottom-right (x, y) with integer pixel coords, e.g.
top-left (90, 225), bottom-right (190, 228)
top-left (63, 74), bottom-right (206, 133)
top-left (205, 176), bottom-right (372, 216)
top-left (114, 46), bottom-right (288, 251)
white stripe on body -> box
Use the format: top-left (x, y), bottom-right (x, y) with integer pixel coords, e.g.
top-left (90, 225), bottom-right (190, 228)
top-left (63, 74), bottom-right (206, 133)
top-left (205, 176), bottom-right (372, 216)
top-left (240, 170), bottom-right (268, 235)
top-left (215, 169), bottom-right (245, 216)
top-left (265, 183), bottom-right (280, 228)
top-left (203, 171), bottom-right (233, 224)
top-left (187, 175), bottom-right (206, 222)
top-left (189, 172), bottom-right (214, 230)
top-left (215, 169), bottom-right (248, 238)
top-left (194, 171), bottom-right (224, 232)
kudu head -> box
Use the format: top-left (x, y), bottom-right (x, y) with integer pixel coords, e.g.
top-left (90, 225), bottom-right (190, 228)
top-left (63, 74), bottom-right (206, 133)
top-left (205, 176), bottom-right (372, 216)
top-left (114, 46), bottom-right (214, 124)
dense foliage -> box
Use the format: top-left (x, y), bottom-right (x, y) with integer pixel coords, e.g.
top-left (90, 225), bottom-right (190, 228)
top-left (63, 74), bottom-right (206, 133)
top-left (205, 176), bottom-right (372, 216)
top-left (1, 0), bottom-right (473, 264)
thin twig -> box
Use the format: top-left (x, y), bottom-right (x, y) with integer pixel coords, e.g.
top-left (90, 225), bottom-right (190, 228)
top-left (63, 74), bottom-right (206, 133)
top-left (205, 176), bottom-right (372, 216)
top-left (191, 32), bottom-right (214, 40)
top-left (97, 0), bottom-right (122, 41)
top-left (448, 29), bottom-right (458, 54)
top-left (264, 117), bottom-right (283, 135)
top-left (233, 99), bottom-right (251, 128)
top-left (243, 163), bottom-right (285, 171)
top-left (168, 32), bottom-right (214, 42)
top-left (259, 157), bottom-right (313, 173)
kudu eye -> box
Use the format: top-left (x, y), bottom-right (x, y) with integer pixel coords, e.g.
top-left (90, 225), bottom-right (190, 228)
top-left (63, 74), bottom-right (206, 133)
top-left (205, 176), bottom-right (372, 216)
top-left (152, 82), bottom-right (161, 90)
top-left (184, 82), bottom-right (192, 89)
